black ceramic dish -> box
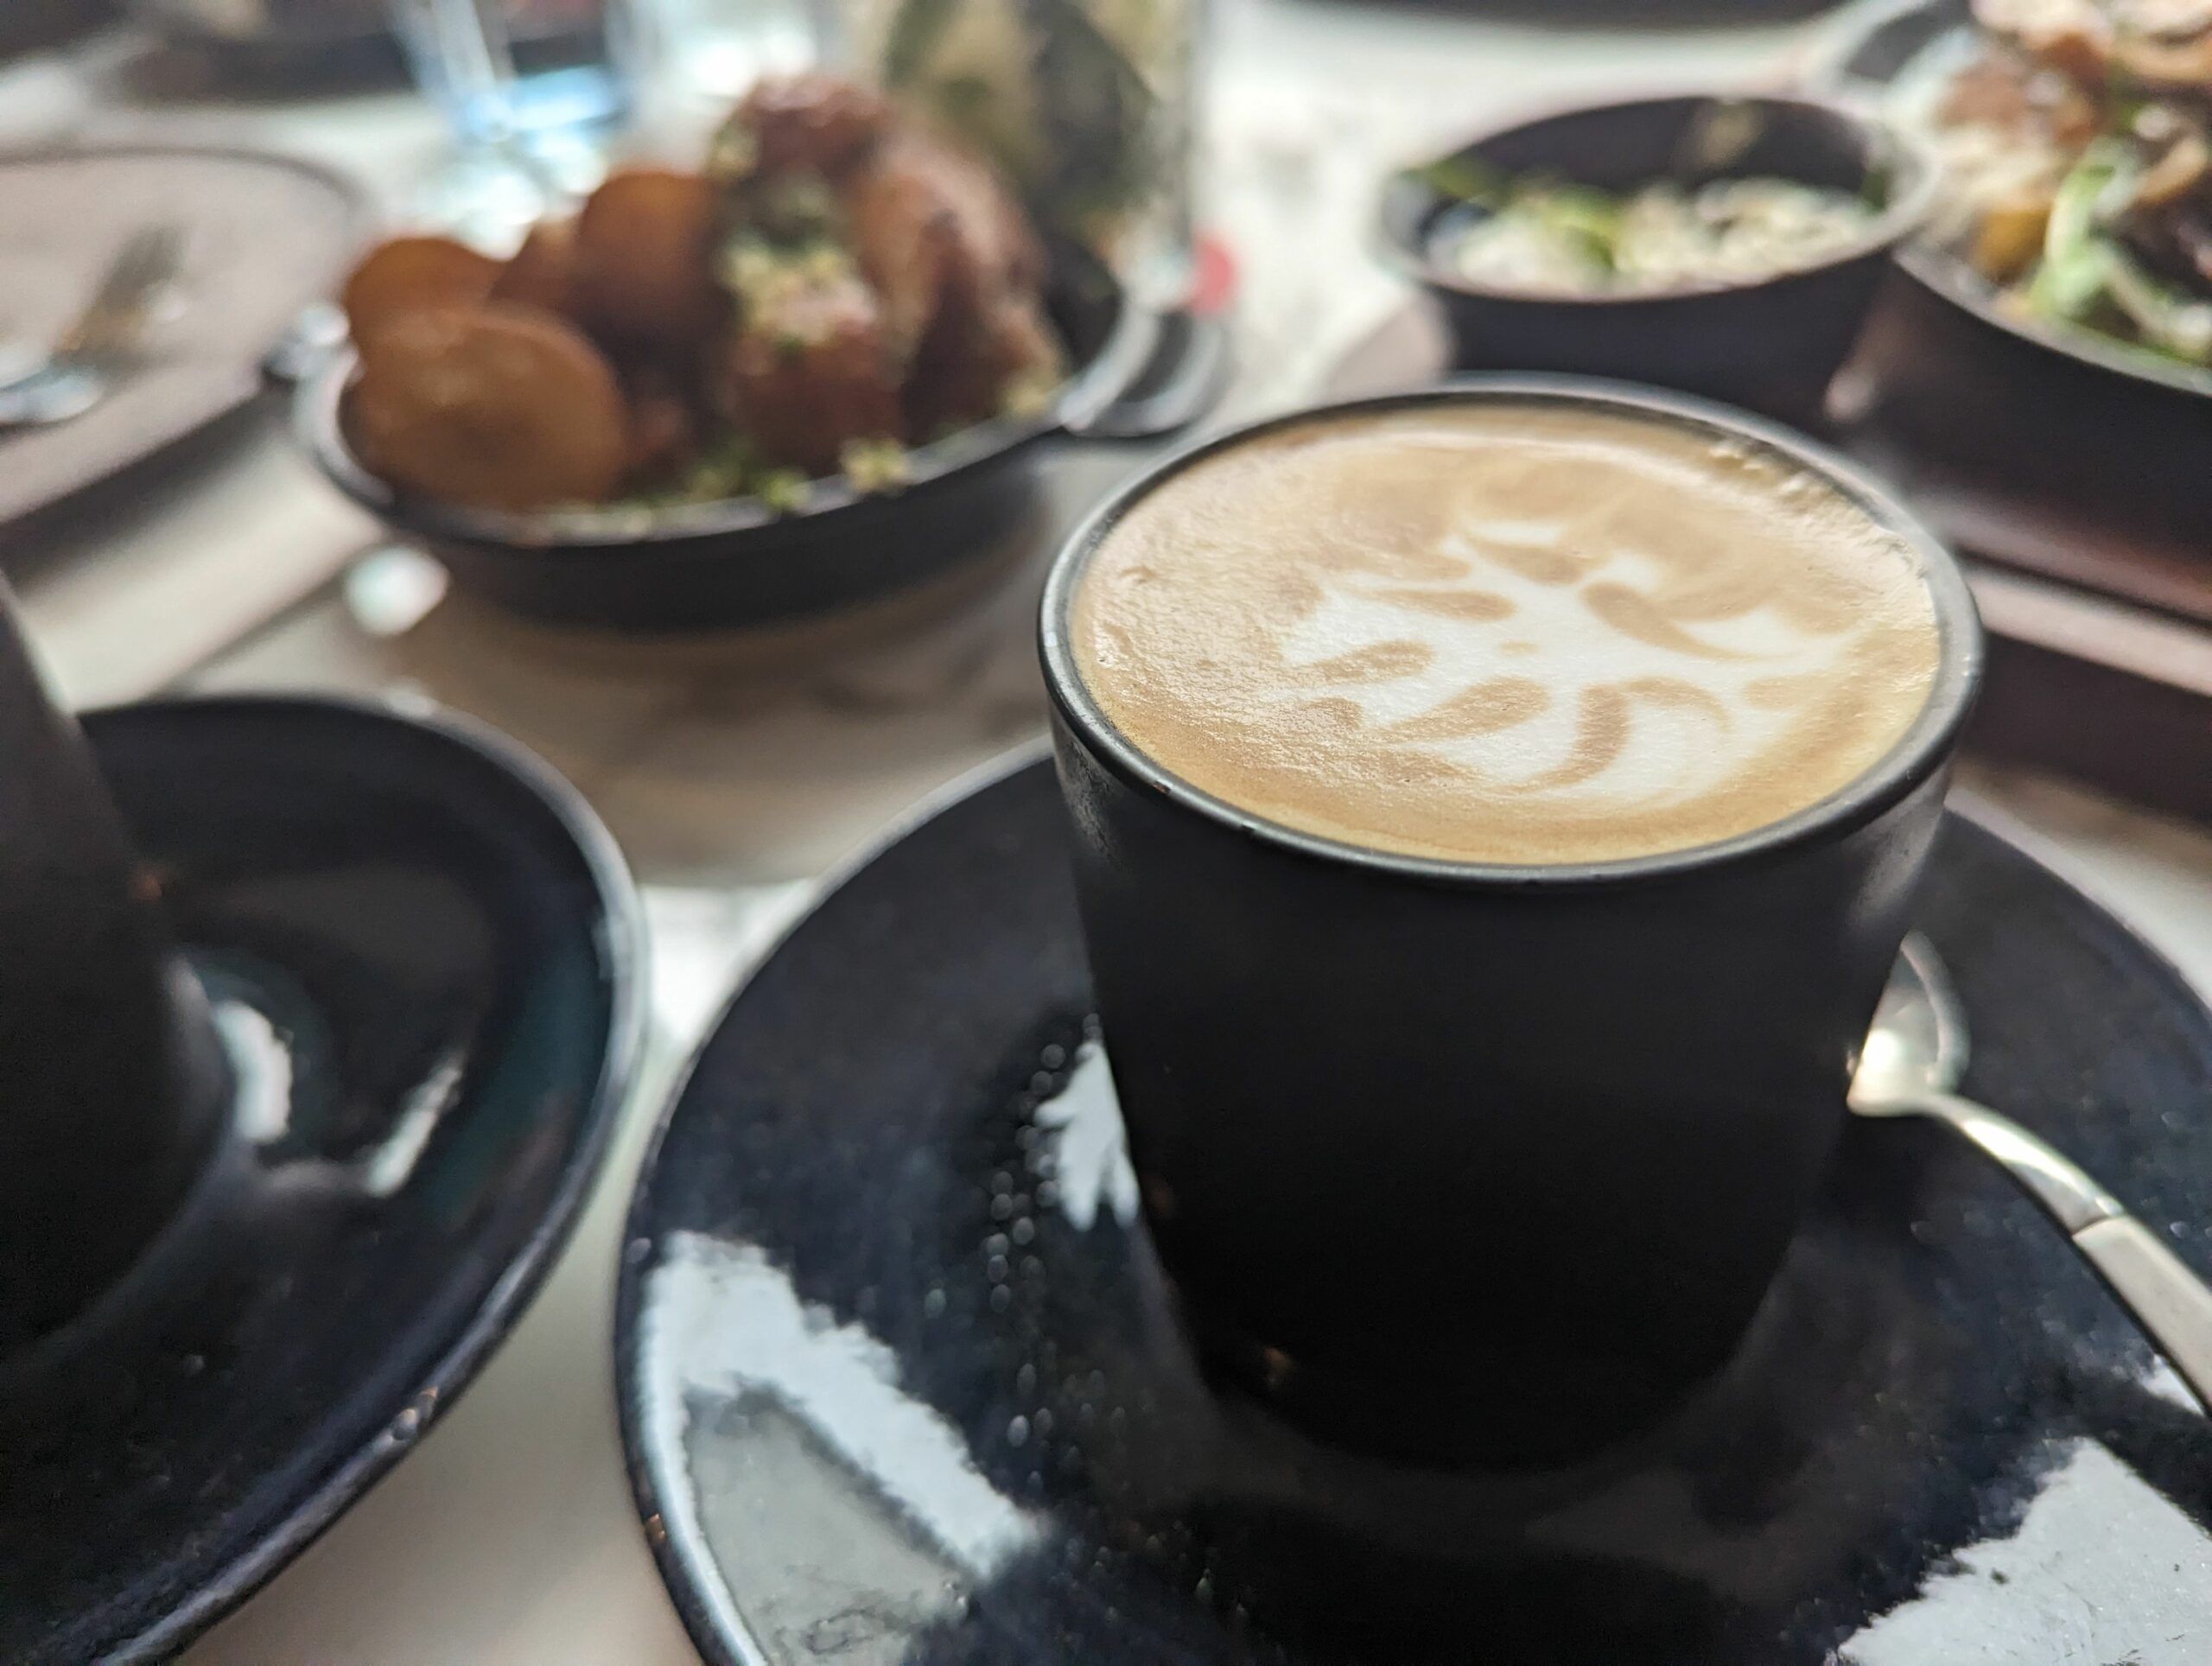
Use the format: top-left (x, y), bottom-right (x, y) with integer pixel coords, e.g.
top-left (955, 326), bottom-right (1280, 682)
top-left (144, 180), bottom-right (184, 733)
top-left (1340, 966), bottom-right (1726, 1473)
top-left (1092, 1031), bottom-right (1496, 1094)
top-left (126, 0), bottom-right (612, 87)
top-left (0, 695), bottom-right (641, 1664)
top-left (619, 750), bottom-right (2212, 1666)
top-left (293, 246), bottom-right (1224, 632)
top-left (1377, 93), bottom-right (1938, 422)
top-left (1037, 380), bottom-right (1982, 1463)
top-left (1823, 0), bottom-right (2212, 512)
top-left (126, 0), bottom-right (404, 82)
top-left (0, 0), bottom-right (111, 55)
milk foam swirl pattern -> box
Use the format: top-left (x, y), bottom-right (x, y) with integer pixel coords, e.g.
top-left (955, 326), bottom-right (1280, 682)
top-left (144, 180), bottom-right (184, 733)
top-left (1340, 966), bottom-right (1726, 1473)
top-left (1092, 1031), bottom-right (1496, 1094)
top-left (1069, 406), bottom-right (1942, 866)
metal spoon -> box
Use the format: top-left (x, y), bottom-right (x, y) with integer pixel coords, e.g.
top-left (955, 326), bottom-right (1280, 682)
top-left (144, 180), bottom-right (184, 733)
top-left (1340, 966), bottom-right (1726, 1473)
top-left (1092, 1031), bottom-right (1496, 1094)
top-left (0, 226), bottom-right (181, 429)
top-left (1852, 934), bottom-right (2212, 1408)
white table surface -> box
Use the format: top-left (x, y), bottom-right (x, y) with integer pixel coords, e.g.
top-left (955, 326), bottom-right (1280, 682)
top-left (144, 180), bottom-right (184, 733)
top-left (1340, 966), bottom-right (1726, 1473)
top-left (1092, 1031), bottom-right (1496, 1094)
top-left (6, 3), bottom-right (2212, 1660)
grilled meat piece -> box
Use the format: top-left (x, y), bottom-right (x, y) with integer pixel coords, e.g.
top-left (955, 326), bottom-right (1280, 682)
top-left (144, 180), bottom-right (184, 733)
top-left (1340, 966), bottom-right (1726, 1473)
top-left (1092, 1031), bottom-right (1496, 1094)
top-left (713, 258), bottom-right (903, 474)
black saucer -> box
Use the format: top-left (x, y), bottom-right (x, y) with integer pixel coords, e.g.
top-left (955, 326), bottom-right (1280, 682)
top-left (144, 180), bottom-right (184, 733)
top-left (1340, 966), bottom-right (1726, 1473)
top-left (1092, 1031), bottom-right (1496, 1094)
top-left (0, 695), bottom-right (640, 1664)
top-left (619, 752), bottom-right (2212, 1666)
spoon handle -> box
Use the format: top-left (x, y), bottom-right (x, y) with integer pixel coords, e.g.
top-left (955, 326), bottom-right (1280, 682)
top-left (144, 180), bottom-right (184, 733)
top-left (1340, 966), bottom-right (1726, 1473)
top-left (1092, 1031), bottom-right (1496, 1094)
top-left (2072, 1216), bottom-right (2212, 1411)
top-left (1916, 1090), bottom-right (2123, 1235)
top-left (1914, 1091), bottom-right (2212, 1411)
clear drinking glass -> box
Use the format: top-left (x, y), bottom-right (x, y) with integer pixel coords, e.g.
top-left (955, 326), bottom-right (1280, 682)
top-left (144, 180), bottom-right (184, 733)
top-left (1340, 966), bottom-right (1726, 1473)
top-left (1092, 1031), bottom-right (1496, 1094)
top-left (654, 0), bottom-right (823, 108)
top-left (824, 0), bottom-right (1204, 308)
top-left (388, 0), bottom-right (647, 234)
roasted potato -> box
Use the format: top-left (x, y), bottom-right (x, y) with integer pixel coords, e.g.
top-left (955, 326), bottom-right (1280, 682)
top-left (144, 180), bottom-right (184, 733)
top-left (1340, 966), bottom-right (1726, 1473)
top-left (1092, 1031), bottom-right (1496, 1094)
top-left (714, 270), bottom-right (901, 475)
top-left (490, 216), bottom-right (584, 322)
top-left (349, 303), bottom-right (630, 512)
top-left (331, 73), bottom-right (1068, 516)
top-left (575, 168), bottom-right (728, 351)
top-left (340, 234), bottom-right (501, 350)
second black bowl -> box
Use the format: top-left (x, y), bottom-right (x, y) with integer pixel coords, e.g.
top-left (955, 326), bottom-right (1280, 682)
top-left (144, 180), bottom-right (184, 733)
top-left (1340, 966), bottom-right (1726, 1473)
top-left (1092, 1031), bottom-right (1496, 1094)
top-left (1379, 93), bottom-right (1937, 423)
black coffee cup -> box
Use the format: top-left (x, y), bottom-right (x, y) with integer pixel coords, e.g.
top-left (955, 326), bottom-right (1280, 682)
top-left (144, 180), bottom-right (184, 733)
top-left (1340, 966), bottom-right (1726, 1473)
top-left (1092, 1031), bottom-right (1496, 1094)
top-left (1039, 379), bottom-right (1982, 1464)
top-left (0, 583), bottom-right (230, 1352)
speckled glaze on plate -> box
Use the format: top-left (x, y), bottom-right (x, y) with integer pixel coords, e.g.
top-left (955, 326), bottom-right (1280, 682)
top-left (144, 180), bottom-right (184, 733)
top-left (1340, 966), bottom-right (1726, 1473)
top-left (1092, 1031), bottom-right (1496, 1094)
top-left (618, 752), bottom-right (2212, 1665)
top-left (0, 696), bottom-right (641, 1664)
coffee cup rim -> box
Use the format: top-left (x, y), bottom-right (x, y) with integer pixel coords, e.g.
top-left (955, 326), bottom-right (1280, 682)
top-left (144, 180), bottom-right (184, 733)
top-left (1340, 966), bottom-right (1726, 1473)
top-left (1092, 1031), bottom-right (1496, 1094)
top-left (1038, 375), bottom-right (1984, 889)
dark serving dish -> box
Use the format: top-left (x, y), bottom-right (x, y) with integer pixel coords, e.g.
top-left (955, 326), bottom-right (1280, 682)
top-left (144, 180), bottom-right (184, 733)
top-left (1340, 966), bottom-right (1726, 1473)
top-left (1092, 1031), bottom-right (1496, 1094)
top-left (1821, 0), bottom-right (2212, 503)
top-left (617, 749), bottom-right (2212, 1666)
top-left (293, 245), bottom-right (1220, 633)
top-left (0, 694), bottom-right (639, 1663)
top-left (128, 0), bottom-right (401, 82)
top-left (1377, 92), bottom-right (1937, 423)
top-left (127, 0), bottom-right (603, 88)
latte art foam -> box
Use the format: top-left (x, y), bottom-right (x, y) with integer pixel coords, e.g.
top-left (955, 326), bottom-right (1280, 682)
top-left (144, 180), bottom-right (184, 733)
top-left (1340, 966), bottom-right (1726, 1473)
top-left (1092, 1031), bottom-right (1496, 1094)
top-left (1068, 404), bottom-right (1942, 866)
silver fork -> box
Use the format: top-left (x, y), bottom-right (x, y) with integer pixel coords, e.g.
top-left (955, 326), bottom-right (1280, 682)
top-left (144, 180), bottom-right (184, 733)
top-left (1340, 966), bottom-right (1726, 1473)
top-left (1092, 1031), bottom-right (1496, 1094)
top-left (0, 227), bottom-right (183, 429)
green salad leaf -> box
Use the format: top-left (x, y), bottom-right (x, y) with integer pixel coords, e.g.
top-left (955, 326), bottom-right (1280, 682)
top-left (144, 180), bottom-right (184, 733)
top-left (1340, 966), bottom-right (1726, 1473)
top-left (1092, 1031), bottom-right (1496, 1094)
top-left (1528, 185), bottom-right (1625, 271)
top-left (1411, 155), bottom-right (1510, 209)
top-left (2025, 140), bottom-right (2133, 322)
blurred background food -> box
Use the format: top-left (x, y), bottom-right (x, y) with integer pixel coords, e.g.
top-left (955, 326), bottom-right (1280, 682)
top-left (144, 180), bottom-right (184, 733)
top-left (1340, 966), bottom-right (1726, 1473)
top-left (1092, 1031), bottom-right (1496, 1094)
top-left (845, 0), bottom-right (1200, 302)
top-left (338, 73), bottom-right (1065, 513)
top-left (1911, 0), bottom-right (2212, 368)
top-left (1428, 164), bottom-right (1882, 293)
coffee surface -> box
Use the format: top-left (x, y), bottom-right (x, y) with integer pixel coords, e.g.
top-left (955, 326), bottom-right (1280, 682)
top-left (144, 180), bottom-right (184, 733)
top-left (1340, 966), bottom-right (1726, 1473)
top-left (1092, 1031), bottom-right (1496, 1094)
top-left (1067, 404), bottom-right (1942, 865)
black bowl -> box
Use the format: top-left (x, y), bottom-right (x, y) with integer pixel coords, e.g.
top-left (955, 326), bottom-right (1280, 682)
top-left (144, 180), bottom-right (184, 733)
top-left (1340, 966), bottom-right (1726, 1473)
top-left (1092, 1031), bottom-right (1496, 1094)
top-left (0, 694), bottom-right (641, 1663)
top-left (1821, 0), bottom-right (2212, 530)
top-left (1827, 0), bottom-right (2212, 404)
top-left (292, 245), bottom-right (1220, 633)
top-left (1378, 93), bottom-right (1938, 423)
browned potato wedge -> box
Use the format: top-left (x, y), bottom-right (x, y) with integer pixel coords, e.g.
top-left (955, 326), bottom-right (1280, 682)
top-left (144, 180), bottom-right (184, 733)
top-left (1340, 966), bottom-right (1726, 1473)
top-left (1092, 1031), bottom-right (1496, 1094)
top-left (490, 216), bottom-right (584, 322)
top-left (349, 303), bottom-right (630, 512)
top-left (575, 168), bottom-right (728, 351)
top-left (341, 235), bottom-right (502, 351)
